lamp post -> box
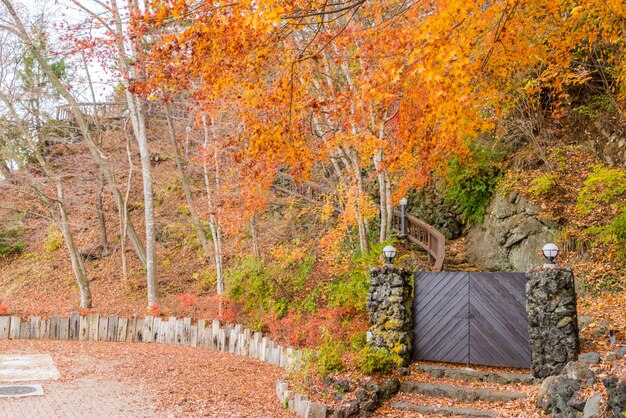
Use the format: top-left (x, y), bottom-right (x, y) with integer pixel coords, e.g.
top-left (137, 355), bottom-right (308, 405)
top-left (399, 197), bottom-right (408, 237)
top-left (542, 243), bottom-right (559, 268)
top-left (382, 245), bottom-right (397, 264)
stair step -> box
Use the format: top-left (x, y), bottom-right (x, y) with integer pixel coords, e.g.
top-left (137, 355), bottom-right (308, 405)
top-left (415, 364), bottom-right (536, 385)
top-left (391, 401), bottom-right (498, 417)
top-left (400, 381), bottom-right (526, 403)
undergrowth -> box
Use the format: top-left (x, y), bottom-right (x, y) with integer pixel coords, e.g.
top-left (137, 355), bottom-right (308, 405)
top-left (444, 143), bottom-right (502, 224)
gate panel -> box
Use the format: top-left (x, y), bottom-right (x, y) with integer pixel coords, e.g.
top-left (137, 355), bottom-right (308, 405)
top-left (469, 273), bottom-right (531, 368)
top-left (412, 272), bottom-right (469, 363)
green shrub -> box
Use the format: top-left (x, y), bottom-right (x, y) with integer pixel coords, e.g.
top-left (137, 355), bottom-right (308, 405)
top-left (529, 173), bottom-right (557, 197)
top-left (0, 227), bottom-right (25, 257)
top-left (43, 225), bottom-right (63, 252)
top-left (329, 241), bottom-right (393, 312)
top-left (445, 144), bottom-right (502, 225)
top-left (576, 164), bottom-right (626, 215)
top-left (357, 347), bottom-right (403, 375)
top-left (316, 337), bottom-right (345, 377)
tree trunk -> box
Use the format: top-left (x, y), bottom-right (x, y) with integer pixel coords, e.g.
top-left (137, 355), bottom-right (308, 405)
top-left (56, 180), bottom-right (92, 308)
top-left (202, 115), bottom-right (224, 294)
top-left (165, 103), bottom-right (212, 264)
top-left (96, 173), bottom-right (109, 256)
top-left (126, 92), bottom-right (158, 307)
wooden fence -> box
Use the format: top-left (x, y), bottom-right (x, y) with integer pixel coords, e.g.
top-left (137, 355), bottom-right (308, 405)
top-left (0, 314), bottom-right (302, 369)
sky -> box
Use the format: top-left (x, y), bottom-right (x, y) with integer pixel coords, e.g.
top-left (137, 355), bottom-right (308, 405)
top-left (21, 0), bottom-right (116, 101)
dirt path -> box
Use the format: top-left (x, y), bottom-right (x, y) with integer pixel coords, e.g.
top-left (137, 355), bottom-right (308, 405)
top-left (0, 340), bottom-right (294, 418)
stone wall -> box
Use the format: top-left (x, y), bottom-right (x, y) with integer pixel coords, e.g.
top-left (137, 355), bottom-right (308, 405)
top-left (527, 268), bottom-right (579, 378)
top-left (467, 191), bottom-right (556, 271)
top-left (366, 265), bottom-right (413, 365)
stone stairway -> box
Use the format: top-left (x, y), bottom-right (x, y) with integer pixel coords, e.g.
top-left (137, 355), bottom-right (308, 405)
top-left (384, 364), bottom-right (538, 417)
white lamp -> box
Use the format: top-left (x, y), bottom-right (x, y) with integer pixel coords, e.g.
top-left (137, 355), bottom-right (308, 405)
top-left (542, 243), bottom-right (559, 267)
top-left (382, 245), bottom-right (397, 264)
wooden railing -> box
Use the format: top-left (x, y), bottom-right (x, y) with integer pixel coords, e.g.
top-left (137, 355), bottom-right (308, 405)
top-left (55, 101), bottom-right (128, 121)
top-left (272, 172), bottom-right (446, 271)
top-left (55, 101), bottom-right (192, 122)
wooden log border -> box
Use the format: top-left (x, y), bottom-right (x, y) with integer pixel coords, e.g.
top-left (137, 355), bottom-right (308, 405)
top-left (0, 314), bottom-right (303, 370)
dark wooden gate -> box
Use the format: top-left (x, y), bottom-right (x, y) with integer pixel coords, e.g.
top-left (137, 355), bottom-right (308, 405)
top-left (412, 272), bottom-right (531, 368)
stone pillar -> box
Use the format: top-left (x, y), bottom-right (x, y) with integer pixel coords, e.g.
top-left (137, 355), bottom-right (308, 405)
top-left (366, 265), bottom-right (413, 365)
top-left (526, 267), bottom-right (579, 378)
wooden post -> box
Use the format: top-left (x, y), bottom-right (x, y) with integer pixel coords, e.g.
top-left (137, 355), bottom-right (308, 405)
top-left (19, 322), bottom-right (30, 339)
top-left (183, 317), bottom-right (191, 346)
top-left (117, 318), bottom-right (128, 342)
top-left (197, 320), bottom-right (206, 348)
top-left (98, 316), bottom-right (108, 341)
top-left (190, 325), bottom-right (198, 347)
top-left (9, 316), bottom-right (20, 339)
top-left (167, 317), bottom-right (176, 344)
top-left (108, 316), bottom-right (119, 342)
top-left (59, 317), bottom-right (70, 340)
top-left (30, 317), bottom-right (40, 339)
top-left (88, 314), bottom-right (99, 341)
top-left (135, 318), bottom-right (144, 342)
top-left (143, 316), bottom-right (154, 343)
top-left (0, 317), bottom-right (10, 339)
top-left (69, 312), bottom-right (80, 340)
top-left (49, 316), bottom-right (59, 340)
top-left (41, 319), bottom-right (49, 339)
top-left (175, 319), bottom-right (183, 345)
top-left (79, 315), bottom-right (89, 341)
top-left (211, 320), bottom-right (220, 349)
top-left (127, 317), bottom-right (137, 342)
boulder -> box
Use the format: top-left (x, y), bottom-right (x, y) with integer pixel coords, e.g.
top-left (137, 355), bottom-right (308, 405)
top-left (582, 394), bottom-right (602, 418)
top-left (467, 192), bottom-right (555, 271)
top-left (562, 361), bottom-right (596, 388)
top-left (537, 375), bottom-right (581, 415)
top-left (578, 352), bottom-right (600, 365)
top-left (603, 375), bottom-right (626, 416)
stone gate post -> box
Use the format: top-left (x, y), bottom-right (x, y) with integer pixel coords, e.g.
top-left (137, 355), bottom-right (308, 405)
top-left (366, 265), bottom-right (413, 366)
top-left (526, 267), bottom-right (579, 378)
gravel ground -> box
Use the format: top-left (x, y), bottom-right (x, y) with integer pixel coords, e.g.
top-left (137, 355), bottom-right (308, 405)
top-left (0, 340), bottom-right (295, 418)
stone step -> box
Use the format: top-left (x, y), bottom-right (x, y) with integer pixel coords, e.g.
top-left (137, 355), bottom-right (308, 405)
top-left (400, 381), bottom-right (527, 403)
top-left (415, 364), bottom-right (536, 385)
top-left (391, 401), bottom-right (498, 417)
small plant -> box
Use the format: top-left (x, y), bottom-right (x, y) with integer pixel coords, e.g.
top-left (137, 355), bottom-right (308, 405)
top-left (0, 226), bottom-right (25, 257)
top-left (43, 225), bottom-right (63, 252)
top-left (357, 347), bottom-right (403, 375)
top-left (175, 293), bottom-right (197, 314)
top-left (0, 305), bottom-right (9, 315)
top-left (576, 164), bottom-right (626, 215)
top-left (146, 304), bottom-right (161, 317)
top-left (315, 337), bottom-right (345, 377)
top-left (529, 173), bottom-right (557, 197)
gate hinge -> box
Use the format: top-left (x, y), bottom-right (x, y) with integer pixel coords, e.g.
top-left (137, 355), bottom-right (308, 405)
top-left (465, 312), bottom-right (475, 319)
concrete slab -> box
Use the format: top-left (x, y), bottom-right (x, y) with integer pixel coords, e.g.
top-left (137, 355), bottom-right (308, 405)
top-left (0, 355), bottom-right (60, 382)
top-left (0, 384), bottom-right (44, 398)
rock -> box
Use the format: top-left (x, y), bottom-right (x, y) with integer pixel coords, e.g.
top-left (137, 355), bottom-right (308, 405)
top-left (592, 321), bottom-right (611, 338)
top-left (305, 402), bottom-right (327, 418)
top-left (603, 375), bottom-right (626, 416)
top-left (527, 268), bottom-right (580, 378)
top-left (334, 400), bottom-right (359, 417)
top-left (615, 347), bottom-right (626, 357)
top-left (582, 394), bottom-right (602, 418)
top-left (367, 266), bottom-right (412, 365)
top-left (561, 361), bottom-right (596, 388)
top-left (335, 379), bottom-right (352, 393)
top-left (467, 192), bottom-right (554, 271)
top-left (578, 352), bottom-right (600, 365)
top-left (578, 315), bottom-right (593, 330)
top-left (537, 375), bottom-right (581, 415)
top-left (379, 379), bottom-right (400, 401)
top-left (567, 391), bottom-right (587, 412)
top-left (605, 352), bottom-right (617, 362)
top-left (398, 367), bottom-right (409, 376)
